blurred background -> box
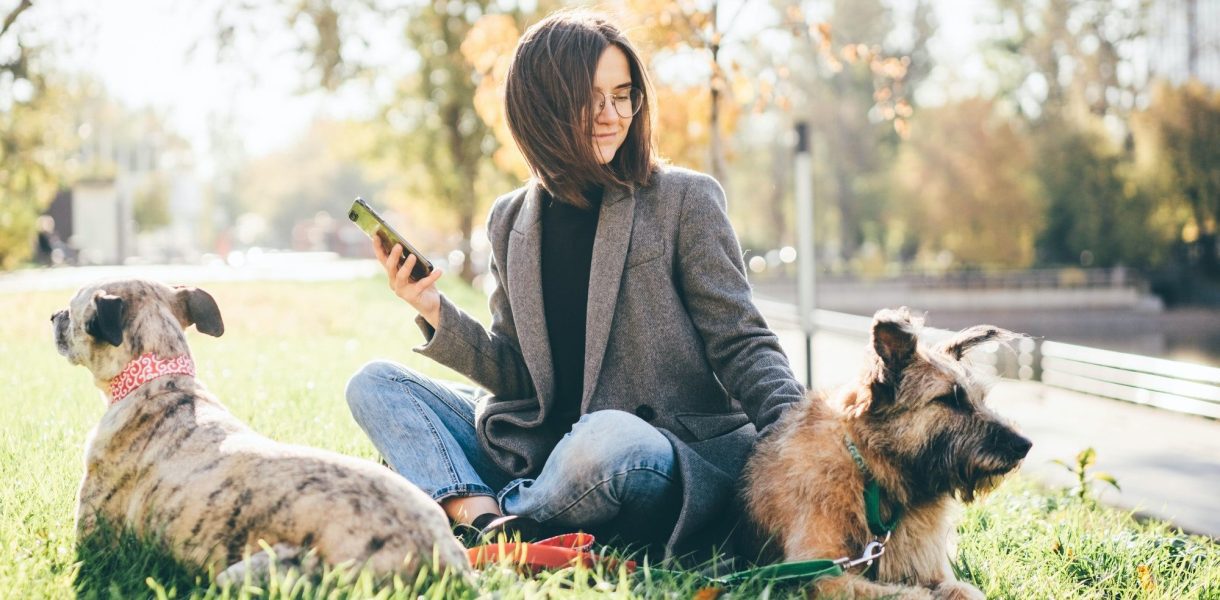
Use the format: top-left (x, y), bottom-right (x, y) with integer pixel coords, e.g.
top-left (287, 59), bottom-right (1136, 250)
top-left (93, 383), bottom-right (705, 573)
top-left (1, 0), bottom-right (1219, 366)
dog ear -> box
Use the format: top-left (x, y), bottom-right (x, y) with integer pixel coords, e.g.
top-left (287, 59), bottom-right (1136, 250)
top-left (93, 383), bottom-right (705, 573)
top-left (85, 293), bottom-right (125, 347)
top-left (939, 325), bottom-right (1016, 360)
top-left (174, 287), bottom-right (225, 337)
top-left (870, 307), bottom-right (920, 373)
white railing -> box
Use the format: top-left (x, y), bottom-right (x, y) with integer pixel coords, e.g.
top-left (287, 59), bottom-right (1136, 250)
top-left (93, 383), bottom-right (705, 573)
top-left (755, 298), bottom-right (1220, 420)
top-left (1040, 341), bottom-right (1220, 419)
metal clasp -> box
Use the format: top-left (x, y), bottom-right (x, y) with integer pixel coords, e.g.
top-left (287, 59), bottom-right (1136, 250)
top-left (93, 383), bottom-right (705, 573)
top-left (835, 531), bottom-right (891, 570)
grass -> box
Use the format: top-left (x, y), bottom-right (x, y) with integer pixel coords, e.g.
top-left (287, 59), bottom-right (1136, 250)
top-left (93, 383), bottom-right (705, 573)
top-left (2, 275), bottom-right (1218, 599)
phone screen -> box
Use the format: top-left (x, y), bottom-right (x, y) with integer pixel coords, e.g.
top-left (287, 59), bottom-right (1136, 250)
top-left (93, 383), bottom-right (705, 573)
top-left (348, 198), bottom-right (434, 281)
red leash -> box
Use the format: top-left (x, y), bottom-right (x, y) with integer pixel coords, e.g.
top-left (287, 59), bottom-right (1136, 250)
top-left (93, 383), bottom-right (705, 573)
top-left (467, 533), bottom-right (636, 573)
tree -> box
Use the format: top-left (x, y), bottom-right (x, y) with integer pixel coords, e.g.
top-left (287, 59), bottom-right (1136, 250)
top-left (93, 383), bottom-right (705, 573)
top-left (990, 0), bottom-right (1149, 122)
top-left (1033, 117), bottom-right (1164, 268)
top-left (1132, 81), bottom-right (1220, 276)
top-left (0, 1), bottom-right (72, 270)
top-left (779, 0), bottom-right (935, 265)
top-left (235, 119), bottom-right (388, 248)
top-left (985, 0), bottom-right (1173, 271)
top-left (386, 0), bottom-right (503, 282)
top-left (0, 86), bottom-right (65, 269)
top-left (133, 174), bottom-right (172, 231)
top-left (624, 0), bottom-right (755, 185)
top-left (893, 98), bottom-right (1042, 268)
top-left (614, 1), bottom-right (932, 264)
top-left (461, 14), bottom-right (530, 181)
top-left (216, 0), bottom-right (548, 282)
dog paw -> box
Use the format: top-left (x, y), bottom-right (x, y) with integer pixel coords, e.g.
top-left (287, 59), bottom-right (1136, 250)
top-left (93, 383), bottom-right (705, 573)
top-left (932, 580), bottom-right (985, 600)
top-left (215, 543), bottom-right (307, 588)
top-left (883, 589), bottom-right (933, 600)
top-left (815, 575), bottom-right (935, 600)
top-left (214, 563), bottom-right (247, 589)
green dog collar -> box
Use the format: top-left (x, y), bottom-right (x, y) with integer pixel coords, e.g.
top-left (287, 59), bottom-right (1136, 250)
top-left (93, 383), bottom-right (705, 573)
top-left (845, 435), bottom-right (902, 536)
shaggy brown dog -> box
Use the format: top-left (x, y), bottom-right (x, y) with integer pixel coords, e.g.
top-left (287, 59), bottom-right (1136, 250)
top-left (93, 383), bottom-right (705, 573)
top-left (52, 279), bottom-right (470, 586)
top-left (744, 308), bottom-right (1032, 599)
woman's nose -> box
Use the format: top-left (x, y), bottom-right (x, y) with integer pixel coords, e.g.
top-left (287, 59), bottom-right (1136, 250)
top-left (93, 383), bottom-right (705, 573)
top-left (595, 107), bottom-right (613, 123)
top-left (595, 97), bottom-right (618, 122)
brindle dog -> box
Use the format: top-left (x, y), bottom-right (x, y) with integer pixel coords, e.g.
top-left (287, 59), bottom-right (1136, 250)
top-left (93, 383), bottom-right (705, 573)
top-left (745, 308), bottom-right (1032, 599)
top-left (52, 279), bottom-right (470, 586)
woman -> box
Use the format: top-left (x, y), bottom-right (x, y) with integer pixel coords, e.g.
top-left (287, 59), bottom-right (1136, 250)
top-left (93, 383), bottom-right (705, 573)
top-left (346, 10), bottom-right (803, 561)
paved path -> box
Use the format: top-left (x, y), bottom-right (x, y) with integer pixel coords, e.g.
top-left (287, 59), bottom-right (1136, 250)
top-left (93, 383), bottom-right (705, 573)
top-left (769, 316), bottom-right (1220, 538)
top-left (0, 255), bottom-right (380, 293)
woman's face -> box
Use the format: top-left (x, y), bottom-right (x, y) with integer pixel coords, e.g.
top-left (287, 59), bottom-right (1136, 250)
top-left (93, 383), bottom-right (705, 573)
top-left (591, 45), bottom-right (634, 165)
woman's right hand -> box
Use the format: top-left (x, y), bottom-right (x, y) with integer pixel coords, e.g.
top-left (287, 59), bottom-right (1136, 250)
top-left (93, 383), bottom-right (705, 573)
top-left (373, 238), bottom-right (444, 328)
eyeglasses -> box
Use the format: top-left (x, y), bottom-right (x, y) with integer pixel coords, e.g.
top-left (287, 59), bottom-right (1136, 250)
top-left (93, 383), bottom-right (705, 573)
top-left (592, 87), bottom-right (643, 118)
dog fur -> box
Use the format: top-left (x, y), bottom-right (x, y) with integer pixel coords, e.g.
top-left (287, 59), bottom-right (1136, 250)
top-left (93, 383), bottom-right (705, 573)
top-left (744, 308), bottom-right (1032, 599)
top-left (52, 279), bottom-right (470, 585)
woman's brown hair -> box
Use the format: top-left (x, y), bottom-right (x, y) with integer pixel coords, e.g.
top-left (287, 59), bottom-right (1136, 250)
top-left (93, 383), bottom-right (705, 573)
top-left (505, 11), bottom-right (657, 208)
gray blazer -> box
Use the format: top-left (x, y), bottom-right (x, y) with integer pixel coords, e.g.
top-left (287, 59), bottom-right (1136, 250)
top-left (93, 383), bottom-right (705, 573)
top-left (413, 165), bottom-right (803, 560)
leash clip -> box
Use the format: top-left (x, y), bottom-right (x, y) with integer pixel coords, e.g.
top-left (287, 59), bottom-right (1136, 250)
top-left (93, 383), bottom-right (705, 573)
top-left (837, 531), bottom-right (891, 570)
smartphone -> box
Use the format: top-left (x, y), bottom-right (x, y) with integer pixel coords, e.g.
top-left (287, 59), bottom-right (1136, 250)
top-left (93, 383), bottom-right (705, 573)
top-left (348, 197), bottom-right (434, 281)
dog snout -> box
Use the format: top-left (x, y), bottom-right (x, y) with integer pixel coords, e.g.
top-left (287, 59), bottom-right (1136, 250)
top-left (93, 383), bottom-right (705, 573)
top-left (1011, 433), bottom-right (1033, 459)
top-left (52, 309), bottom-right (72, 357)
top-left (995, 428), bottom-right (1032, 461)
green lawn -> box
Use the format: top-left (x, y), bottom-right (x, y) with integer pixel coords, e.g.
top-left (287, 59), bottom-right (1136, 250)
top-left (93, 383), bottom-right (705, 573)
top-left (1, 276), bottom-right (1217, 599)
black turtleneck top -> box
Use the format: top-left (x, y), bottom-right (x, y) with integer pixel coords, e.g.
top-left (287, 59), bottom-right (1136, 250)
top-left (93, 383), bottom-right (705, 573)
top-left (539, 185), bottom-right (603, 434)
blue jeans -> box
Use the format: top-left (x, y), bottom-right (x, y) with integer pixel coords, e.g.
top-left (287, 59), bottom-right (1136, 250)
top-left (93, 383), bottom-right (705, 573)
top-left (345, 361), bottom-right (680, 544)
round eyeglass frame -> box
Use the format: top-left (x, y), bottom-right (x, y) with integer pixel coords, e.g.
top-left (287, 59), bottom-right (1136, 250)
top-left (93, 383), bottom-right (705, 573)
top-left (593, 87), bottom-right (643, 118)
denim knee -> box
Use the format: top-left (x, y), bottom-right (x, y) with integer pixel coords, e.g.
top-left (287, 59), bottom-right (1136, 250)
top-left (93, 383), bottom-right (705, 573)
top-left (345, 360), bottom-right (419, 424)
top-left (564, 410), bottom-right (675, 474)
top-left (498, 410), bottom-right (676, 525)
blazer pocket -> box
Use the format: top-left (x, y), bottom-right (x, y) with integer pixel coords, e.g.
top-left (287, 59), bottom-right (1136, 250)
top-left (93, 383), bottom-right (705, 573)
top-left (625, 226), bottom-right (663, 268)
top-left (475, 396), bottom-right (541, 425)
top-left (675, 411), bottom-right (751, 441)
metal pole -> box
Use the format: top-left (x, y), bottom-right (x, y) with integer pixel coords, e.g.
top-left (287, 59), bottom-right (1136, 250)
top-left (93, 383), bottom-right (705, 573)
top-left (795, 122), bottom-right (816, 389)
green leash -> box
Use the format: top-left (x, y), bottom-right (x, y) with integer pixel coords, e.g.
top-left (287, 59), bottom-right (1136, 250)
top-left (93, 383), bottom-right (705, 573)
top-left (645, 435), bottom-right (900, 588)
top-left (845, 435), bottom-right (902, 537)
top-left (640, 556), bottom-right (849, 587)
top-left (708, 557), bottom-right (845, 586)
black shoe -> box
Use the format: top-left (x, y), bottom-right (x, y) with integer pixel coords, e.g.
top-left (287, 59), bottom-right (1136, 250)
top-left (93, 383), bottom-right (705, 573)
top-left (452, 521), bottom-right (484, 548)
top-left (470, 513), bottom-right (543, 545)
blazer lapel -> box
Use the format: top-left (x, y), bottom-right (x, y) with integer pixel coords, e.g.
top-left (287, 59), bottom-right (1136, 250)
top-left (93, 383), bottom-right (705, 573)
top-left (581, 184), bottom-right (635, 409)
top-left (506, 182), bottom-right (553, 412)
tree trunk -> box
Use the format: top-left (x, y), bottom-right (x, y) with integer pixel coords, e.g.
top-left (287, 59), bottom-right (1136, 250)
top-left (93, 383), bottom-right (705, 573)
top-left (458, 210), bottom-right (475, 282)
top-left (835, 165), bottom-right (859, 261)
top-left (709, 49), bottom-right (728, 189)
top-left (769, 137), bottom-right (789, 245)
top-left (448, 105), bottom-right (480, 285)
top-left (707, 0), bottom-right (729, 189)
top-left (710, 82), bottom-right (727, 186)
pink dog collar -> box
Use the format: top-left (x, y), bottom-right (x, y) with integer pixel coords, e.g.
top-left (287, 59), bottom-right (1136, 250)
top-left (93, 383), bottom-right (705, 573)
top-left (109, 353), bottom-right (195, 405)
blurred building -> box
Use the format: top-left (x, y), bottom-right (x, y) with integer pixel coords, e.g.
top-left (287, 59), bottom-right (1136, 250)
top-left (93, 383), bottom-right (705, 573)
top-left (44, 178), bottom-right (133, 265)
top-left (44, 108), bottom-right (203, 265)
